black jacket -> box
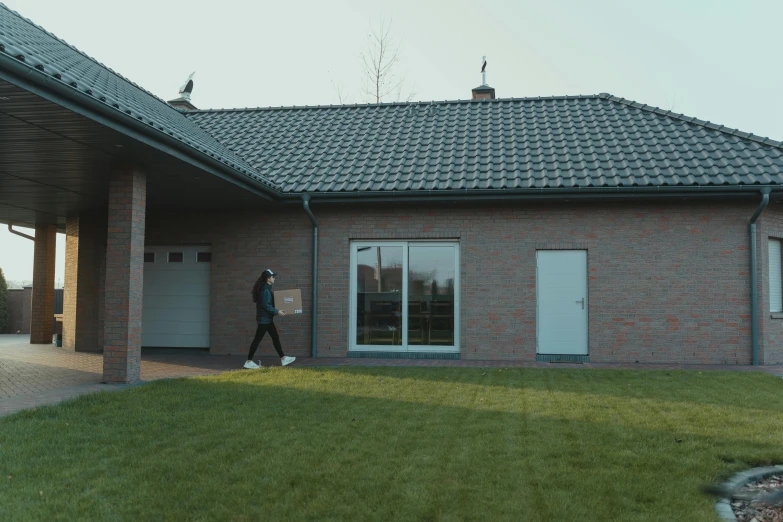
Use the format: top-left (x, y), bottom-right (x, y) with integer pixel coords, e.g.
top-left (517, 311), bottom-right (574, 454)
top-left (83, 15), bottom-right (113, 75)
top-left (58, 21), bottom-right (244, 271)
top-left (256, 283), bottom-right (279, 324)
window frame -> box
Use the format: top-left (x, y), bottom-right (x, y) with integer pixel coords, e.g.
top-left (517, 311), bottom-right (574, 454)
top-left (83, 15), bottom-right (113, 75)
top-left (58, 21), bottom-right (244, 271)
top-left (769, 238), bottom-right (783, 314)
top-left (348, 240), bottom-right (460, 353)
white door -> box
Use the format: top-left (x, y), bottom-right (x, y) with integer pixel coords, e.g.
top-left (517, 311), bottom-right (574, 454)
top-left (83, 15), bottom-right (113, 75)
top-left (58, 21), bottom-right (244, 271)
top-left (142, 246), bottom-right (211, 348)
top-left (536, 250), bottom-right (588, 355)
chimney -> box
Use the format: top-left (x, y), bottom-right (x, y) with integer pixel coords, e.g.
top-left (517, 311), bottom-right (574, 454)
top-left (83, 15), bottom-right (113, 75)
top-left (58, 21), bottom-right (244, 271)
top-left (168, 96), bottom-right (198, 111)
top-left (471, 55), bottom-right (495, 100)
top-left (472, 85), bottom-right (496, 100)
top-left (168, 72), bottom-right (197, 110)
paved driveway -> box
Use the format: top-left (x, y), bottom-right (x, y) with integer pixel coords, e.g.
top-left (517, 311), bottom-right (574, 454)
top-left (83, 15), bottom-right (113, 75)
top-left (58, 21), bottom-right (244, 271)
top-left (0, 336), bottom-right (248, 416)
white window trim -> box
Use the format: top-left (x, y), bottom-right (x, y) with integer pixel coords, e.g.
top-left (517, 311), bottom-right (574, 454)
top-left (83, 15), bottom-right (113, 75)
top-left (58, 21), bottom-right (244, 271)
top-left (769, 238), bottom-right (782, 313)
top-left (348, 240), bottom-right (460, 353)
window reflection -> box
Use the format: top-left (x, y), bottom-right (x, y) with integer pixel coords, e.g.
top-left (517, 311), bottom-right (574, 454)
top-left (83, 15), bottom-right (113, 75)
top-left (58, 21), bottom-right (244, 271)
top-left (355, 246), bottom-right (403, 345)
top-left (408, 246), bottom-right (455, 346)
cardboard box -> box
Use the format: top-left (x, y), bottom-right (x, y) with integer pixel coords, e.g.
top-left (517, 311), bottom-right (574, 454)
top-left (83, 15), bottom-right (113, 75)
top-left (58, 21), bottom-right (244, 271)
top-left (275, 289), bottom-right (303, 315)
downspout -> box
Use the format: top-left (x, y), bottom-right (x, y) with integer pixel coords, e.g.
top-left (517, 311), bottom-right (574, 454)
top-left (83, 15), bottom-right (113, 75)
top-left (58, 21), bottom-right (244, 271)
top-left (8, 223), bottom-right (34, 241)
top-left (749, 187), bottom-right (772, 366)
top-left (301, 195), bottom-right (319, 358)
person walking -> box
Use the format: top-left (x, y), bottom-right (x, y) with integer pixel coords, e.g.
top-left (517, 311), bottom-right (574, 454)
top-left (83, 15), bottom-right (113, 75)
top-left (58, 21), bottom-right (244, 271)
top-left (244, 269), bottom-right (296, 369)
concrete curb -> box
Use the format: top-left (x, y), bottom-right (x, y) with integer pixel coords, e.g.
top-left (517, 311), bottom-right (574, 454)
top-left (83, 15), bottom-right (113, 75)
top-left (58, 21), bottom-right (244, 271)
top-left (714, 465), bottom-right (783, 521)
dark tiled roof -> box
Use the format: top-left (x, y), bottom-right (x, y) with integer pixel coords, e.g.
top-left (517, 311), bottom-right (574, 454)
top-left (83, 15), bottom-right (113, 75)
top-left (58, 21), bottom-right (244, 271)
top-left (3, 3), bottom-right (783, 199)
top-left (0, 3), bottom-right (275, 190)
top-left (186, 95), bottom-right (783, 194)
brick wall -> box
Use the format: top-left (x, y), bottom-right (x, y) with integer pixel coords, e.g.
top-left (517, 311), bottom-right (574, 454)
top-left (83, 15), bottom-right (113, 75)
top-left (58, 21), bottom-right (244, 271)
top-left (143, 198), bottom-right (765, 364)
top-left (62, 211), bottom-right (108, 352)
top-left (30, 224), bottom-right (56, 344)
top-left (63, 215), bottom-right (79, 349)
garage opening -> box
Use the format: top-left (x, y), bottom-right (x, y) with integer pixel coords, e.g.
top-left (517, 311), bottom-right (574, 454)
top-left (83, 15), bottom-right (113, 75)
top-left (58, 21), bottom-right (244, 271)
top-left (142, 246), bottom-right (211, 348)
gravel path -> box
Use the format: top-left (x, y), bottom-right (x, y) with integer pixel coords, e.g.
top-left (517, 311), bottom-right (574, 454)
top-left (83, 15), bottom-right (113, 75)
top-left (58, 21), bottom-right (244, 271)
top-left (731, 474), bottom-right (783, 522)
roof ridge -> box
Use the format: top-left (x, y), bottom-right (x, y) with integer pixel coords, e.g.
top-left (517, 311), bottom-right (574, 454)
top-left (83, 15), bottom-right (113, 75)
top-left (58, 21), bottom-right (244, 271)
top-left (185, 94), bottom-right (605, 114)
top-left (599, 93), bottom-right (783, 150)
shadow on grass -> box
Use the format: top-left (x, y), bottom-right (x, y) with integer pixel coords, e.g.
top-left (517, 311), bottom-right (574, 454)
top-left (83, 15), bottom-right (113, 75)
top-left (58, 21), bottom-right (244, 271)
top-left (1, 373), bottom-right (782, 521)
top-left (314, 365), bottom-right (783, 414)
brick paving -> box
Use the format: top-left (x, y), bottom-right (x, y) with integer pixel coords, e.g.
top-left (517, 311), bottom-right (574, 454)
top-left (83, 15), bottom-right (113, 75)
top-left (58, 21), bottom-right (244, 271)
top-left (1, 334), bottom-right (782, 417)
top-left (0, 336), bottom-right (243, 417)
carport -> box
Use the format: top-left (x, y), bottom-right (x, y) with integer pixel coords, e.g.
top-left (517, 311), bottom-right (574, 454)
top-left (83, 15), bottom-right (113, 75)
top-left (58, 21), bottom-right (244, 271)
top-left (0, 7), bottom-right (278, 382)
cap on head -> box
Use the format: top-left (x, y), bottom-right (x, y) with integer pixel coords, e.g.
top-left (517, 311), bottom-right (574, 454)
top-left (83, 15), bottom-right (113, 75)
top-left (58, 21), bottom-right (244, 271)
top-left (263, 268), bottom-right (277, 277)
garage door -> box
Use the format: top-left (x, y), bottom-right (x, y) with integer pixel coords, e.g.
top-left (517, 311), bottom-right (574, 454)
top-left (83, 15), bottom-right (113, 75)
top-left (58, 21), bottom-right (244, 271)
top-left (142, 246), bottom-right (211, 348)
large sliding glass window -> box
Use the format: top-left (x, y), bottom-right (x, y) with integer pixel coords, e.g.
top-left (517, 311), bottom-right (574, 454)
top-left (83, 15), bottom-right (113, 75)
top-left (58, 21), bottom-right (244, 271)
top-left (350, 241), bottom-right (459, 352)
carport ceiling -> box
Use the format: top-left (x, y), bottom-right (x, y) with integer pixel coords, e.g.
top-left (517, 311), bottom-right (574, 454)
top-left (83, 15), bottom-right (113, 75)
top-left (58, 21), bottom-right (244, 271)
top-left (0, 79), bottom-right (270, 229)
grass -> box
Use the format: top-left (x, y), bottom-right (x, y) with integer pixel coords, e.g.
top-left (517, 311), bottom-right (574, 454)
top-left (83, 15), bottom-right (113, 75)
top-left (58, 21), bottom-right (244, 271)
top-left (1, 367), bottom-right (782, 521)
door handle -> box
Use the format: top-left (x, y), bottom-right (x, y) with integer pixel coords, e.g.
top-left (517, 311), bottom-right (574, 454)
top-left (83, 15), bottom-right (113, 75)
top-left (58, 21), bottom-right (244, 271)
top-left (576, 297), bottom-right (584, 309)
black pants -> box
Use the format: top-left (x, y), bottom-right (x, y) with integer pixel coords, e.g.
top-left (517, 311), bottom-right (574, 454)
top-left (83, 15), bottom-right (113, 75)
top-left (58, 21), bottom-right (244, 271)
top-left (247, 322), bottom-right (284, 360)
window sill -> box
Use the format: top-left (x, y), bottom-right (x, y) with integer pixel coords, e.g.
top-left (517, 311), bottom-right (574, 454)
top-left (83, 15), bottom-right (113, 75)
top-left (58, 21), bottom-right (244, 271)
top-left (771, 313), bottom-right (783, 320)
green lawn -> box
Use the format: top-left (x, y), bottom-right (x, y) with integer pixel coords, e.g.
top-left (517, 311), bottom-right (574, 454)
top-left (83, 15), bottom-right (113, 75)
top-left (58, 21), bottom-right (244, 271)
top-left (1, 367), bottom-right (782, 521)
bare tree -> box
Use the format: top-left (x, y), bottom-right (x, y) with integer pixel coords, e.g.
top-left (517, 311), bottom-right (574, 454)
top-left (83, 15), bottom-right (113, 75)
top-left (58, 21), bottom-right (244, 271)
top-left (665, 88), bottom-right (677, 112)
top-left (360, 18), bottom-right (416, 104)
top-left (335, 84), bottom-right (349, 104)
top-left (330, 79), bottom-right (349, 104)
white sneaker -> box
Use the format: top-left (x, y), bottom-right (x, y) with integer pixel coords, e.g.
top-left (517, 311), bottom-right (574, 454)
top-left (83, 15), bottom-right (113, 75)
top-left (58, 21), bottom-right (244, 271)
top-left (281, 356), bottom-right (296, 367)
top-left (243, 360), bottom-right (261, 369)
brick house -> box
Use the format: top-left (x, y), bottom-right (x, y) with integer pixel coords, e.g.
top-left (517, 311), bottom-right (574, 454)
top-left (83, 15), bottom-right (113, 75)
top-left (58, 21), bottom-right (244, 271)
top-left (1, 5), bottom-right (782, 383)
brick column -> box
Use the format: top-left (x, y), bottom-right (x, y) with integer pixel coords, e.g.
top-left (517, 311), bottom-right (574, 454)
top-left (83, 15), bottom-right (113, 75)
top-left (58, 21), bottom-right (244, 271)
top-left (30, 224), bottom-right (56, 343)
top-left (63, 216), bottom-right (79, 350)
top-left (62, 212), bottom-right (108, 352)
top-left (103, 167), bottom-right (146, 383)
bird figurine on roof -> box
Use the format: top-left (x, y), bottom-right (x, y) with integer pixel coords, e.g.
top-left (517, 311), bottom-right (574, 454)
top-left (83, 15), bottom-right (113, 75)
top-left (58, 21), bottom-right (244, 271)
top-left (178, 71), bottom-right (195, 101)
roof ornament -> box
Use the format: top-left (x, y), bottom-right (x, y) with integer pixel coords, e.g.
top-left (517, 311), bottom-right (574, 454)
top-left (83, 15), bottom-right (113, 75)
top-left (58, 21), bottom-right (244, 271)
top-left (178, 71), bottom-right (195, 101)
top-left (480, 56), bottom-right (487, 86)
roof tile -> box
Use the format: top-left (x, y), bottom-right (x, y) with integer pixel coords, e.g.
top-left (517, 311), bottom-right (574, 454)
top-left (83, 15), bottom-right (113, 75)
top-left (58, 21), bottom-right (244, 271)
top-left (4, 4), bottom-right (783, 197)
top-left (186, 96), bottom-right (783, 193)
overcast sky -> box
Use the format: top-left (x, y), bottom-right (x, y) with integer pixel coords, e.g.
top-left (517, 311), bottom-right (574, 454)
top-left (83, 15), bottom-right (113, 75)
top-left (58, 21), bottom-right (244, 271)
top-left (1, 0), bottom-right (782, 282)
